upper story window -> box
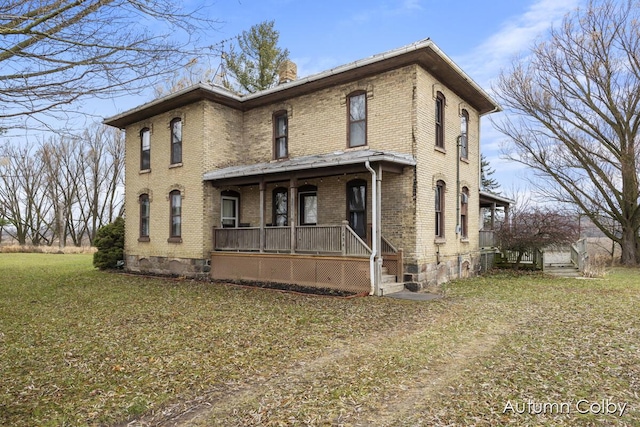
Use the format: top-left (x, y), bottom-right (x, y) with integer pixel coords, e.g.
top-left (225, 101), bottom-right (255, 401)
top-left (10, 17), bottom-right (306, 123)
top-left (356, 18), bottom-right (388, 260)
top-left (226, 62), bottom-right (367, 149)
top-left (140, 128), bottom-right (151, 170)
top-left (435, 180), bottom-right (445, 239)
top-left (273, 187), bottom-right (288, 226)
top-left (460, 186), bottom-right (469, 239)
top-left (170, 118), bottom-right (182, 164)
top-left (139, 194), bottom-right (150, 241)
top-left (299, 185), bottom-right (317, 226)
top-left (460, 109), bottom-right (469, 160)
top-left (169, 190), bottom-right (182, 239)
top-left (348, 92), bottom-right (367, 148)
top-left (273, 111), bottom-right (288, 159)
top-left (435, 92), bottom-right (445, 149)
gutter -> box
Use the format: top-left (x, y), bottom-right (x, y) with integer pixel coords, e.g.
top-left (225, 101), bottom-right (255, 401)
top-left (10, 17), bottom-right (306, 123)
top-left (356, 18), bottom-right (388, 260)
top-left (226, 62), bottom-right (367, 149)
top-left (364, 161), bottom-right (378, 296)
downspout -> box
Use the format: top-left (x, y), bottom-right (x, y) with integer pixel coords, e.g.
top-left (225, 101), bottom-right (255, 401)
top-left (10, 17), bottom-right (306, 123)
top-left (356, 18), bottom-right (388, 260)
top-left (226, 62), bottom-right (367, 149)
top-left (456, 135), bottom-right (461, 236)
top-left (365, 160), bottom-right (377, 296)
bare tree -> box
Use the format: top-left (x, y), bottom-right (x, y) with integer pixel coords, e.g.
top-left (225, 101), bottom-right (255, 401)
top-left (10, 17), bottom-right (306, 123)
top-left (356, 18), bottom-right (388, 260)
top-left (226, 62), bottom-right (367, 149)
top-left (494, 0), bottom-right (640, 266)
top-left (76, 125), bottom-right (124, 244)
top-left (497, 205), bottom-right (579, 269)
top-left (0, 0), bottom-right (219, 130)
top-left (0, 143), bottom-right (53, 245)
top-left (39, 124), bottom-right (124, 246)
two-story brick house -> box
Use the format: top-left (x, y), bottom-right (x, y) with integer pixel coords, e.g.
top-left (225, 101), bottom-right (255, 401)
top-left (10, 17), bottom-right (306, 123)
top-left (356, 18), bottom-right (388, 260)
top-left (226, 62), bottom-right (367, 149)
top-left (104, 38), bottom-right (502, 295)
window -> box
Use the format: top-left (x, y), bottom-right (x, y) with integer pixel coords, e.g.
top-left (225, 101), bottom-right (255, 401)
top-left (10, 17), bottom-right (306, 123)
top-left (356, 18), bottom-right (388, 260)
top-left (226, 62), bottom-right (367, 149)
top-left (348, 92), bottom-right (367, 147)
top-left (347, 179), bottom-right (367, 238)
top-left (169, 190), bottom-right (182, 239)
top-left (170, 118), bottom-right (182, 164)
top-left (221, 191), bottom-right (239, 228)
top-left (435, 92), bottom-right (445, 149)
top-left (273, 112), bottom-right (288, 159)
top-left (139, 194), bottom-right (150, 241)
top-left (435, 180), bottom-right (445, 238)
top-left (273, 187), bottom-right (288, 226)
top-left (298, 185), bottom-right (317, 225)
top-left (460, 187), bottom-right (469, 239)
top-left (460, 109), bottom-right (469, 159)
top-left (140, 128), bottom-right (151, 170)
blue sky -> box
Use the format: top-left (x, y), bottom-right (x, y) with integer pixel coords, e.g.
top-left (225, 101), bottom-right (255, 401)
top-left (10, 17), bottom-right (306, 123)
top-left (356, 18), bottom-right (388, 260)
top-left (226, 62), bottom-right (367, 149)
top-left (111, 0), bottom-right (583, 193)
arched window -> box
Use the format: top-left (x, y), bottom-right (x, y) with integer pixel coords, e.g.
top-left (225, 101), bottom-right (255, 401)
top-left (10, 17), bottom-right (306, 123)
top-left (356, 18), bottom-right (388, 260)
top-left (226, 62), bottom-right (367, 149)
top-left (139, 194), bottom-right (150, 241)
top-left (170, 118), bottom-right (182, 164)
top-left (460, 186), bottom-right (469, 238)
top-left (348, 91), bottom-right (367, 147)
top-left (140, 127), bottom-right (151, 170)
top-left (273, 187), bottom-right (288, 226)
top-left (347, 179), bottom-right (367, 238)
top-left (298, 185), bottom-right (317, 226)
top-left (460, 109), bottom-right (469, 159)
top-left (435, 92), bottom-right (445, 148)
top-left (169, 190), bottom-right (182, 240)
top-left (435, 180), bottom-right (445, 238)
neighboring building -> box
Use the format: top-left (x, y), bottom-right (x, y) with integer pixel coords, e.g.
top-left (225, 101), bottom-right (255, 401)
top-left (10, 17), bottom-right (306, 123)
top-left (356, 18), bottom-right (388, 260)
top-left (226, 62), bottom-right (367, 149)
top-left (104, 38), bottom-right (503, 296)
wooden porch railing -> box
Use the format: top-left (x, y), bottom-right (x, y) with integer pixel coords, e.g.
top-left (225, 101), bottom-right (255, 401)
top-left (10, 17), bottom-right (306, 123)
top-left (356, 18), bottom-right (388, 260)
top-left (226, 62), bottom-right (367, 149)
top-left (570, 238), bottom-right (589, 272)
top-left (503, 248), bottom-right (544, 269)
top-left (214, 223), bottom-right (371, 257)
top-left (479, 230), bottom-right (496, 248)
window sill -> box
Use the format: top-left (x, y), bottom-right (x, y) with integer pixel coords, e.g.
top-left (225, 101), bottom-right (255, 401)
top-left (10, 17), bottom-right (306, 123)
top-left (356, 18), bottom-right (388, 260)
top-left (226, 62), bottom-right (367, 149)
top-left (434, 237), bottom-right (446, 244)
top-left (140, 168), bottom-right (151, 174)
top-left (138, 236), bottom-right (150, 242)
top-left (460, 237), bottom-right (469, 243)
top-left (169, 162), bottom-right (183, 169)
top-left (167, 237), bottom-right (183, 244)
top-left (346, 145), bottom-right (368, 151)
top-left (271, 156), bottom-right (289, 162)
top-left (460, 157), bottom-right (469, 164)
top-left (434, 146), bottom-right (446, 154)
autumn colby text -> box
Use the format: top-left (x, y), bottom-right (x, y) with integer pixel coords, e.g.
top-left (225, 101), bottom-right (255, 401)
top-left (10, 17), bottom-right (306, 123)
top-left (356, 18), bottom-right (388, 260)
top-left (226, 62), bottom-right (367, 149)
top-left (503, 399), bottom-right (628, 417)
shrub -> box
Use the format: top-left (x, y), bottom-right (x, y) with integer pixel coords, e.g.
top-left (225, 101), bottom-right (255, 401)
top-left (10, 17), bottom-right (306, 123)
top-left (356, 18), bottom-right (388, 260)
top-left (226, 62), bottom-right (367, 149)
top-left (93, 217), bottom-right (125, 270)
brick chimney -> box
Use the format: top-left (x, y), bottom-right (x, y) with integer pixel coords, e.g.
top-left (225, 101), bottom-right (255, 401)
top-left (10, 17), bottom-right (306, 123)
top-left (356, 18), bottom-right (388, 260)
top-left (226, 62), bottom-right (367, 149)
top-left (278, 60), bottom-right (297, 84)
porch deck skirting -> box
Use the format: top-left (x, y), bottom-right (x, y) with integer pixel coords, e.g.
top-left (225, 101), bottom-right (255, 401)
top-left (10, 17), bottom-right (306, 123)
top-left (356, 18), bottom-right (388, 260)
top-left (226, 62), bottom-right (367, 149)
top-left (210, 252), bottom-right (371, 294)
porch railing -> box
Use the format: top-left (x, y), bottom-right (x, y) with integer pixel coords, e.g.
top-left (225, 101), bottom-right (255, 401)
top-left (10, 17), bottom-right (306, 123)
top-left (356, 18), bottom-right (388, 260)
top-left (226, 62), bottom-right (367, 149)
top-left (503, 248), bottom-right (544, 269)
top-left (479, 230), bottom-right (496, 248)
top-left (570, 238), bottom-right (589, 272)
top-left (214, 223), bottom-right (371, 257)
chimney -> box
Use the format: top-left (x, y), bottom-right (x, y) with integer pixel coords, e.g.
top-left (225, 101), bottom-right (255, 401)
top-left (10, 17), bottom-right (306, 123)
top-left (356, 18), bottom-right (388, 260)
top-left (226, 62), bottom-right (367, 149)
top-left (278, 60), bottom-right (297, 84)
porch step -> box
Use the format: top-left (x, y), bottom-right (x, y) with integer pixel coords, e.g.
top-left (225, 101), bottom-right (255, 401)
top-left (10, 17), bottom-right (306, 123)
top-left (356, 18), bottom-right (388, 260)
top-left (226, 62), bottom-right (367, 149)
top-left (379, 281), bottom-right (405, 295)
top-left (545, 264), bottom-right (581, 278)
top-left (382, 273), bottom-right (397, 284)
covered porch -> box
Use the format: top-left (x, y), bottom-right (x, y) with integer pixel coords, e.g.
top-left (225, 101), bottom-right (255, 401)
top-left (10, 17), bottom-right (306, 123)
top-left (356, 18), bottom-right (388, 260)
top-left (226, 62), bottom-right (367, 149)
top-left (204, 150), bottom-right (415, 295)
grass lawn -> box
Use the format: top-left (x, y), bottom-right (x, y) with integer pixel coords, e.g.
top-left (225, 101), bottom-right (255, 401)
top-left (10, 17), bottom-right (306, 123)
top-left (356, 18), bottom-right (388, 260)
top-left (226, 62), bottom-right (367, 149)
top-left (1, 253), bottom-right (639, 426)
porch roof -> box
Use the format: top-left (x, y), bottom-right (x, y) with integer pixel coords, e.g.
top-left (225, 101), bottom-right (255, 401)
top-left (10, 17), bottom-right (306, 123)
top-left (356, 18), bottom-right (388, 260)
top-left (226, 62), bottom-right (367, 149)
top-left (203, 149), bottom-right (416, 185)
top-left (479, 190), bottom-right (514, 208)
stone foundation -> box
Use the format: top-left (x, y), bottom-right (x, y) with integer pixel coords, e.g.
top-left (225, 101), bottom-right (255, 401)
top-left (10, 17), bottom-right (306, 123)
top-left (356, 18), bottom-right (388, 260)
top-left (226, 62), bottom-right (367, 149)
top-left (125, 255), bottom-right (210, 278)
top-left (402, 254), bottom-right (480, 290)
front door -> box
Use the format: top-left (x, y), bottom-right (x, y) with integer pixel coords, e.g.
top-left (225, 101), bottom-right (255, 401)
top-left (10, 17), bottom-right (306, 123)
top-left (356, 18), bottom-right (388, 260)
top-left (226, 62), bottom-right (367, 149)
top-left (347, 179), bottom-right (367, 239)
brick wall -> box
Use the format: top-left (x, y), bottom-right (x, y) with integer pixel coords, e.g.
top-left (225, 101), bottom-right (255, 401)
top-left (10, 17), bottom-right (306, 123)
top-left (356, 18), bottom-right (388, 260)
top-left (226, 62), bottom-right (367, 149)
top-left (123, 63), bottom-right (486, 284)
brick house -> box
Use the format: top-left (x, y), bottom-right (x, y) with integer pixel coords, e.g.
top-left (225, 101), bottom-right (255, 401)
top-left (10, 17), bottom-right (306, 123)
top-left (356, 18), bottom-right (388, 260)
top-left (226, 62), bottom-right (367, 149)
top-left (104, 38), bottom-right (503, 295)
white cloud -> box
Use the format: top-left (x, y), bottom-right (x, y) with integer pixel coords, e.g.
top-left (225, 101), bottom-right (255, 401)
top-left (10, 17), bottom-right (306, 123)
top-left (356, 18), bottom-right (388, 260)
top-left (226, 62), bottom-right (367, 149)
top-left (459, 0), bottom-right (580, 85)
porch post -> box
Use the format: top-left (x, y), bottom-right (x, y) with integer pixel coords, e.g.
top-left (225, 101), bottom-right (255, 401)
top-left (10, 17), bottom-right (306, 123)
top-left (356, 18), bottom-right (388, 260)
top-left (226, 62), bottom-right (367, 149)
top-left (490, 202), bottom-right (496, 230)
top-left (290, 176), bottom-right (297, 254)
top-left (259, 179), bottom-right (265, 253)
top-left (376, 164), bottom-right (383, 281)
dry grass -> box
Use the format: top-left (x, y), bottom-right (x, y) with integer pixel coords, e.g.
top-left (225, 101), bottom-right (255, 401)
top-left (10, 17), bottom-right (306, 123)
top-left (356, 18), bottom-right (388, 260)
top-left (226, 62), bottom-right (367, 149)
top-left (0, 244), bottom-right (96, 254)
top-left (1, 254), bottom-right (639, 426)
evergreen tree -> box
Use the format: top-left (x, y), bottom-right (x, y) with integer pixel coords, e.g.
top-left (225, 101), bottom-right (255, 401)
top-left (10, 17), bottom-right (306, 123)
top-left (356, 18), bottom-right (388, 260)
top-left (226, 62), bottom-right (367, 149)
top-left (481, 154), bottom-right (501, 193)
top-left (224, 20), bottom-right (290, 94)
